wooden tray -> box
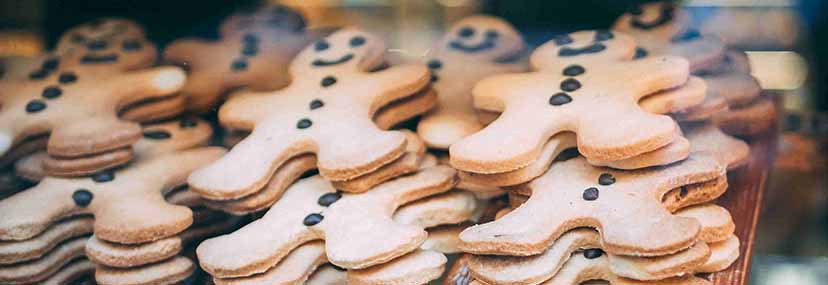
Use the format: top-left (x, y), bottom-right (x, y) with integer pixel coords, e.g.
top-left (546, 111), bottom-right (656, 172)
top-left (710, 124), bottom-right (778, 284)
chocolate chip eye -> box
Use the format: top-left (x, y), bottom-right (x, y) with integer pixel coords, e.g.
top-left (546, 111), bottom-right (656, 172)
top-left (87, 40), bottom-right (108, 51)
top-left (553, 34), bottom-right (573, 46)
top-left (485, 30), bottom-right (499, 39)
top-left (594, 30), bottom-right (614, 42)
top-left (122, 39), bottom-right (143, 51)
top-left (349, 36), bottom-right (366, 47)
top-left (315, 40), bottom-right (330, 52)
top-left (458, 27), bottom-right (475, 38)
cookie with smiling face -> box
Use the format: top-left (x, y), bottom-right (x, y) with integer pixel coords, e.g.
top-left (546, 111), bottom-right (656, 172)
top-left (187, 28), bottom-right (430, 200)
top-left (416, 15), bottom-right (527, 149)
top-left (53, 18), bottom-right (157, 74)
top-left (613, 2), bottom-right (726, 72)
top-left (164, 5), bottom-right (326, 113)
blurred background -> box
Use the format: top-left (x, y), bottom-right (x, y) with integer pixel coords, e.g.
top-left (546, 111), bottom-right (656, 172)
top-left (0, 0), bottom-right (825, 284)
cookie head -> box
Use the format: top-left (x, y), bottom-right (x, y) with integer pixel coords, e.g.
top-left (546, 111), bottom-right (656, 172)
top-left (531, 30), bottom-right (636, 70)
top-left (57, 18), bottom-right (146, 51)
top-left (441, 15), bottom-right (524, 61)
top-left (220, 4), bottom-right (307, 36)
top-left (290, 28), bottom-right (385, 74)
top-left (613, 2), bottom-right (690, 41)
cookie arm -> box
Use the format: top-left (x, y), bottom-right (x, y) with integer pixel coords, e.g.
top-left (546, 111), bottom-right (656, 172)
top-left (47, 113), bottom-right (142, 157)
top-left (314, 118), bottom-right (407, 181)
top-left (0, 181), bottom-right (82, 240)
top-left (362, 64), bottom-right (430, 113)
top-left (93, 192), bottom-right (192, 244)
top-left (112, 66), bottom-right (187, 108)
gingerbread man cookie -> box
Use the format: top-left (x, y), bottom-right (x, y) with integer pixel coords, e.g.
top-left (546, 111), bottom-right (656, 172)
top-left (416, 15), bottom-right (526, 149)
top-left (196, 166), bottom-right (456, 277)
top-left (54, 18), bottom-right (157, 73)
top-left (164, 5), bottom-right (325, 113)
top-left (0, 147), bottom-right (225, 244)
top-left (188, 28), bottom-right (430, 200)
top-left (613, 2), bottom-right (726, 72)
top-left (0, 64), bottom-right (187, 158)
top-left (459, 153), bottom-right (724, 256)
top-left (450, 51), bottom-right (689, 173)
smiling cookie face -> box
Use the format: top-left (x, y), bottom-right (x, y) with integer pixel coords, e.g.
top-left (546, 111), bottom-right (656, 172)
top-left (531, 30), bottom-right (636, 70)
top-left (613, 2), bottom-right (691, 41)
top-left (290, 28), bottom-right (385, 75)
top-left (440, 15), bottom-right (524, 61)
top-left (220, 4), bottom-right (307, 37)
top-left (55, 18), bottom-right (157, 73)
top-left (57, 18), bottom-right (146, 51)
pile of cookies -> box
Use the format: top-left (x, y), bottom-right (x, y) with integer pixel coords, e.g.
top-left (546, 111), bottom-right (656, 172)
top-left (0, 2), bottom-right (770, 285)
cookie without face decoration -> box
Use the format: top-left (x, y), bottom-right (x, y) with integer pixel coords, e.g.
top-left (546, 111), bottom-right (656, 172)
top-left (188, 28), bottom-right (430, 200)
top-left (417, 15), bottom-right (527, 149)
top-left (459, 153), bottom-right (724, 257)
top-left (0, 147), bottom-right (225, 244)
top-left (196, 166), bottom-right (456, 278)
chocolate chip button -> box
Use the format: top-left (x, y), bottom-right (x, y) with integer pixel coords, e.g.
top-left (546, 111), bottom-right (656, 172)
top-left (563, 65), bottom-right (585, 76)
top-left (42, 86), bottom-right (62, 99)
top-left (303, 213), bottom-right (324, 226)
top-left (598, 173), bottom-right (615, 185)
top-left (350, 36), bottom-right (366, 47)
top-left (242, 45), bottom-right (259, 56)
top-left (242, 33), bottom-right (259, 45)
top-left (634, 47), bottom-right (648, 59)
top-left (485, 30), bottom-right (499, 39)
top-left (309, 99), bottom-right (324, 110)
top-left (231, 59), bottom-right (248, 71)
top-left (29, 69), bottom-right (48, 80)
top-left (458, 27), bottom-right (474, 38)
top-left (548, 93), bottom-right (572, 106)
top-left (427, 59), bottom-right (442, 69)
top-left (25, 100), bottom-right (47, 113)
top-left (143, 130), bottom-right (172, 139)
top-left (122, 39), bottom-right (143, 51)
top-left (179, 117), bottom-right (198, 128)
top-left (41, 58), bottom-right (59, 71)
top-left (560, 78), bottom-right (581, 92)
top-left (582, 187), bottom-right (599, 201)
top-left (315, 40), bottom-right (330, 52)
top-left (430, 74), bottom-right (439, 82)
top-left (87, 40), bottom-right (108, 51)
top-left (297, 118), bottom-right (312, 129)
top-left (58, 72), bottom-right (78, 84)
top-left (321, 76), bottom-right (337, 87)
top-left (583, 249), bottom-right (604, 259)
top-left (92, 171), bottom-right (115, 183)
top-left (318, 192), bottom-right (342, 206)
top-left (72, 189), bottom-right (94, 207)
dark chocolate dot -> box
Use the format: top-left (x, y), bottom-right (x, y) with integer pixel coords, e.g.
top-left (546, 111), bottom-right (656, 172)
top-left (598, 173), bottom-right (615, 185)
top-left (634, 47), bottom-right (648, 59)
top-left (42, 86), bottom-right (62, 99)
top-left (242, 33), bottom-right (259, 45)
top-left (321, 76), bottom-right (337, 87)
top-left (179, 117), bottom-right (198, 128)
top-left (555, 147), bottom-right (580, 161)
top-left (297, 118), bottom-right (312, 129)
top-left (583, 249), bottom-right (604, 259)
top-left (242, 45), bottom-right (259, 56)
top-left (430, 75), bottom-right (439, 82)
top-left (315, 40), bottom-right (330, 51)
top-left (143, 130), bottom-right (172, 139)
top-left (427, 59), bottom-right (442, 70)
top-left (72, 189), bottom-right (94, 207)
top-left (594, 30), bottom-right (614, 42)
top-left (582, 187), bottom-right (599, 201)
top-left (29, 69), bottom-right (48, 80)
top-left (231, 59), bottom-right (248, 71)
top-left (553, 34), bottom-right (573, 46)
top-left (458, 27), bottom-right (474, 38)
top-left (318, 192), bottom-right (342, 206)
top-left (485, 30), bottom-right (499, 39)
top-left (92, 171), bottom-right (115, 183)
top-left (548, 93), bottom-right (572, 106)
top-left (679, 186), bottom-right (688, 198)
top-left (560, 78), bottom-right (581, 92)
top-left (350, 36), bottom-right (366, 47)
top-left (87, 40), bottom-right (108, 51)
top-left (309, 99), bottom-right (324, 110)
top-left (25, 100), bottom-right (47, 113)
top-left (303, 213), bottom-right (324, 226)
top-left (563, 65), bottom-right (585, 76)
top-left (41, 58), bottom-right (59, 71)
top-left (122, 39), bottom-right (143, 51)
top-left (58, 72), bottom-right (78, 84)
